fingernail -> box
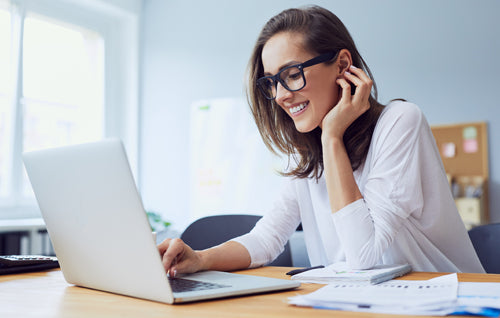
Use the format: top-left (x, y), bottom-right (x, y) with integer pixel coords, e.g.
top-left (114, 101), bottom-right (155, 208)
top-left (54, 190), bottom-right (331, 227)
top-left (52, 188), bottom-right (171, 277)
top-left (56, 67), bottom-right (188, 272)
top-left (350, 65), bottom-right (357, 69)
top-left (345, 71), bottom-right (352, 76)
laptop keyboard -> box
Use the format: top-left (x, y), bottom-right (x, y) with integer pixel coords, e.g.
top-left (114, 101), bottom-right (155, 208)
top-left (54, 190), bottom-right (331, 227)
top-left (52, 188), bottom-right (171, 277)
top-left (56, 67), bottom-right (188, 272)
top-left (169, 277), bottom-right (230, 293)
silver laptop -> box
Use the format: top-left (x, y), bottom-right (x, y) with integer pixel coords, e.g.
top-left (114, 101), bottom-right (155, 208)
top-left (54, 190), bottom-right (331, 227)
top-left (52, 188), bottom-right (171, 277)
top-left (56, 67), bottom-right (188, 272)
top-left (23, 139), bottom-right (299, 304)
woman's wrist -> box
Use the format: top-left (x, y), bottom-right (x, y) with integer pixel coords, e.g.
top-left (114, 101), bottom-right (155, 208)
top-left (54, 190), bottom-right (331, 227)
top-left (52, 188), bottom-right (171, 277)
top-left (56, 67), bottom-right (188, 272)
top-left (196, 250), bottom-right (211, 271)
top-left (321, 133), bottom-right (344, 150)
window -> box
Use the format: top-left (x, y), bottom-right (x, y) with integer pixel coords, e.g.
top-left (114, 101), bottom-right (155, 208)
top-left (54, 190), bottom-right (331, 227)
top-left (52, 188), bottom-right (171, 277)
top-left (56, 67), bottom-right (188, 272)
top-left (23, 15), bottom-right (104, 151)
top-left (0, 0), bottom-right (140, 218)
top-left (0, 7), bottom-right (11, 198)
top-left (21, 14), bottom-right (105, 196)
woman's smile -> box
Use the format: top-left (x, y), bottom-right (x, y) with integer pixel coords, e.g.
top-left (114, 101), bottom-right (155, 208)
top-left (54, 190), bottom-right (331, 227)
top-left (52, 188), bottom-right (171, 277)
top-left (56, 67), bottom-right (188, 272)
top-left (288, 101), bottom-right (309, 116)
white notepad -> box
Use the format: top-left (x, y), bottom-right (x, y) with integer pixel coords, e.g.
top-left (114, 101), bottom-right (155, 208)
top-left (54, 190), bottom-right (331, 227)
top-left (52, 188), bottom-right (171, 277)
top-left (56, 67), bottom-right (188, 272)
top-left (291, 262), bottom-right (412, 285)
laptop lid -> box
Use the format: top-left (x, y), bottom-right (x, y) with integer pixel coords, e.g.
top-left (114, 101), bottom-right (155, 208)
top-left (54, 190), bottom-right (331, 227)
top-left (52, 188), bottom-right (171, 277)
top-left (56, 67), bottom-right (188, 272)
top-left (24, 139), bottom-right (175, 303)
top-left (23, 139), bottom-right (299, 304)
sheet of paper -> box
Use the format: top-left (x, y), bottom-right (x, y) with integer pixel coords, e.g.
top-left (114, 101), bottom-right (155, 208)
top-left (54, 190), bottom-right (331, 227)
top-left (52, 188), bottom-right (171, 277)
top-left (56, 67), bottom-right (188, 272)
top-left (463, 138), bottom-right (479, 153)
top-left (289, 274), bottom-right (458, 316)
top-left (442, 142), bottom-right (456, 158)
top-left (290, 273), bottom-right (500, 316)
top-left (457, 282), bottom-right (500, 309)
top-left (463, 126), bottom-right (477, 139)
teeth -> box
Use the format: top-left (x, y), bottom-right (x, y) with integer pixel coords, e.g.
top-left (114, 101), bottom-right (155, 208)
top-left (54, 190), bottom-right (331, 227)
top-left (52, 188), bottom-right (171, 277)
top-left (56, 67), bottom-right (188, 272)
top-left (290, 102), bottom-right (308, 114)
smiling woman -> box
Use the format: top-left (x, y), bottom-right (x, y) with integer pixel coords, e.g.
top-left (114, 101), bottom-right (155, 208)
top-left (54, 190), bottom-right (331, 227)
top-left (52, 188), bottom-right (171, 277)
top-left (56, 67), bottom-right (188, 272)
top-left (249, 23), bottom-right (384, 179)
top-left (156, 5), bottom-right (485, 276)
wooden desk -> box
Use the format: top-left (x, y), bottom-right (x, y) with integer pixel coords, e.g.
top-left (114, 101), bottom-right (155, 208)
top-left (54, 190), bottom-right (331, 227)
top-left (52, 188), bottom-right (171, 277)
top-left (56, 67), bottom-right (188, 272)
top-left (1, 267), bottom-right (499, 317)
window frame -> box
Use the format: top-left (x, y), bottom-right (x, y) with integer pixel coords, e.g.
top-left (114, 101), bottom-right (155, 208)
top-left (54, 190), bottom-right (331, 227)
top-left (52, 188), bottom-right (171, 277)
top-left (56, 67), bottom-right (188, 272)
top-left (0, 0), bottom-right (141, 219)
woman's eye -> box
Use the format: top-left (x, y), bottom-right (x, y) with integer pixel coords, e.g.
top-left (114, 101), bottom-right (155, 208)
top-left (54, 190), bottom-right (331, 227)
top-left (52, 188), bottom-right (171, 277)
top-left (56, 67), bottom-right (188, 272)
top-left (288, 72), bottom-right (301, 80)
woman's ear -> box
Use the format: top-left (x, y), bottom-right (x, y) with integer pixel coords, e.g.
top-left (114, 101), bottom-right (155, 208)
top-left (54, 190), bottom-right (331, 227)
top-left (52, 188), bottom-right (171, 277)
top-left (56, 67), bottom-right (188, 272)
top-left (337, 49), bottom-right (353, 75)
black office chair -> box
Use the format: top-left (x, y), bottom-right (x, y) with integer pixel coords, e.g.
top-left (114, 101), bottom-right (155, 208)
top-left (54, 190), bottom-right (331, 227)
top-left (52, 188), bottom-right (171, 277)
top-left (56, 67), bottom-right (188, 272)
top-left (180, 214), bottom-right (293, 266)
top-left (468, 223), bottom-right (500, 274)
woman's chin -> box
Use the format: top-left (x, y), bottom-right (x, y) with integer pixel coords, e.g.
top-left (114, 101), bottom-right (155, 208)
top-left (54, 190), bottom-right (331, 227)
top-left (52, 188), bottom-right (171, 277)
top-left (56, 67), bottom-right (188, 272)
top-left (293, 121), bottom-right (317, 133)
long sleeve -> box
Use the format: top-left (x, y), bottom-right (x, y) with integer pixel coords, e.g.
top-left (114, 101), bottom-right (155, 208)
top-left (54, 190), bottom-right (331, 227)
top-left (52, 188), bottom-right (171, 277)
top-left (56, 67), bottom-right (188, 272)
top-left (231, 180), bottom-right (301, 267)
top-left (332, 102), bottom-right (447, 269)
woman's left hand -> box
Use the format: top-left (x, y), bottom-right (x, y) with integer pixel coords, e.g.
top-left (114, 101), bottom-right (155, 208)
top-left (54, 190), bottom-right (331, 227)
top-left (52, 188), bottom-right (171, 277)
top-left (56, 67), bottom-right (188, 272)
top-left (321, 65), bottom-right (373, 141)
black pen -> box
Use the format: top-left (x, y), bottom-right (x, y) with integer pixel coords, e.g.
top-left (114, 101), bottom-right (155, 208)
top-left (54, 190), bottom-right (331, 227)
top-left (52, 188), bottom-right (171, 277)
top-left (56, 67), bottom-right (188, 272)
top-left (286, 265), bottom-right (325, 276)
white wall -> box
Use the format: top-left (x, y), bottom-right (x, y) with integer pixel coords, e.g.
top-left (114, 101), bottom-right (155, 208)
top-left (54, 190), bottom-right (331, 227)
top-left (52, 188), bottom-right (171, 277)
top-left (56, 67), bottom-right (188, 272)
top-left (140, 0), bottom-right (500, 231)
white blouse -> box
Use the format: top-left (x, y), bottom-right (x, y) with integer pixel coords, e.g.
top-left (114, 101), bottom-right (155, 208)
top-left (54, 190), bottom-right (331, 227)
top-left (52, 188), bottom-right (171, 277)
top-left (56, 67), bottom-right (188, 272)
top-left (233, 101), bottom-right (485, 273)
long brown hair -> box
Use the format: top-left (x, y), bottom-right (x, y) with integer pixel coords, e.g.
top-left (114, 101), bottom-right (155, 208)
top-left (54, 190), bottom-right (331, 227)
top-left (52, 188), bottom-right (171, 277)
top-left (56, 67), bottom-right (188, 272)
top-left (247, 5), bottom-right (384, 180)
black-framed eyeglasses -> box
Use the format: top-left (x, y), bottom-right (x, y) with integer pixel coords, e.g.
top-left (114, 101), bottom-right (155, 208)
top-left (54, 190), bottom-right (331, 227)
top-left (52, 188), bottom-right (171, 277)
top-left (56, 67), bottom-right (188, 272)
top-left (256, 51), bottom-right (338, 100)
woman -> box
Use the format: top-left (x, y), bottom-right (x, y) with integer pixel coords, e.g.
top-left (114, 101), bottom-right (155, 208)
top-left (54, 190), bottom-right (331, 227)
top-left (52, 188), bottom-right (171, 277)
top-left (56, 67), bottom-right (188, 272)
top-left (158, 5), bottom-right (484, 276)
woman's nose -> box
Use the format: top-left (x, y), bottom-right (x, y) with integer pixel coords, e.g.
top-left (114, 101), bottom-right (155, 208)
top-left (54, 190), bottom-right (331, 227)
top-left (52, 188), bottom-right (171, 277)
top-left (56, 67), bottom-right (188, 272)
top-left (275, 82), bottom-right (292, 104)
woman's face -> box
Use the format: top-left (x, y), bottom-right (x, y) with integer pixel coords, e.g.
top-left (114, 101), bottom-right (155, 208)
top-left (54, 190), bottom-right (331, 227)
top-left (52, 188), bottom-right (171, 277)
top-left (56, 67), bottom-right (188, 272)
top-left (261, 32), bottom-right (341, 133)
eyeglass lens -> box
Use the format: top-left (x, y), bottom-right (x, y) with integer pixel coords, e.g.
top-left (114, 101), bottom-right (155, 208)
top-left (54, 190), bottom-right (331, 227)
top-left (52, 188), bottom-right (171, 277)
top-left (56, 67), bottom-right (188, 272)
top-left (258, 65), bottom-right (305, 99)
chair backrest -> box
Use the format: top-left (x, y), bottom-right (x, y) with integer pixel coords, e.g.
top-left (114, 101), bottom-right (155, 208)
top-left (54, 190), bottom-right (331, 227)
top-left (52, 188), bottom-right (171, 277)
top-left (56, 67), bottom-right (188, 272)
top-left (180, 214), bottom-right (293, 266)
top-left (468, 223), bottom-right (500, 274)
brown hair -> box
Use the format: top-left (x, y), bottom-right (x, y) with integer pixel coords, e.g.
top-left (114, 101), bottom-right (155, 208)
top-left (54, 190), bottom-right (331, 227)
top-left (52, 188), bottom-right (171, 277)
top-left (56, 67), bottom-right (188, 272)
top-left (247, 5), bottom-right (385, 180)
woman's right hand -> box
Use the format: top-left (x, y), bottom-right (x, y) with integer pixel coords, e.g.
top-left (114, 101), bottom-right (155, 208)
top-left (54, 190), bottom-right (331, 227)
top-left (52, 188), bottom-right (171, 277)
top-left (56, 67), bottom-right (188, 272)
top-left (321, 65), bottom-right (372, 142)
top-left (157, 238), bottom-right (204, 277)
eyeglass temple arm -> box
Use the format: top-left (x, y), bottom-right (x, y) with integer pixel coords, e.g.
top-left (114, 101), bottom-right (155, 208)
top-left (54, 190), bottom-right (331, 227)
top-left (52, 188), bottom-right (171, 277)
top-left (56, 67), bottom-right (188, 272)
top-left (302, 51), bottom-right (339, 68)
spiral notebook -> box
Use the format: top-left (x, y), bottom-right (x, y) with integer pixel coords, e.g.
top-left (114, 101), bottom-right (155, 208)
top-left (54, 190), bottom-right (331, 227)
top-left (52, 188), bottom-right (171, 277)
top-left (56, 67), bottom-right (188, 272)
top-left (291, 262), bottom-right (412, 285)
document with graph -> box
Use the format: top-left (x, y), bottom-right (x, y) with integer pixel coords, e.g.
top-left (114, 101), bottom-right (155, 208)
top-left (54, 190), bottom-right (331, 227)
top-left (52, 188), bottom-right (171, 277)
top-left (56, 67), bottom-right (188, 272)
top-left (289, 273), bottom-right (458, 316)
